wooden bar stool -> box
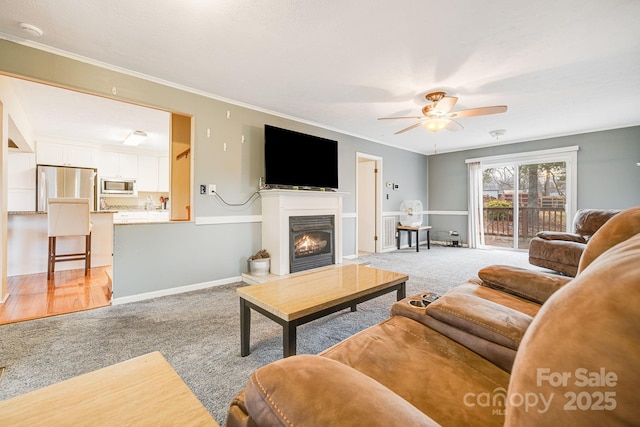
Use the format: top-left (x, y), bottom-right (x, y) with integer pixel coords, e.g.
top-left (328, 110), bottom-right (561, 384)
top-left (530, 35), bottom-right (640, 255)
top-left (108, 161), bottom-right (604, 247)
top-left (47, 198), bottom-right (93, 280)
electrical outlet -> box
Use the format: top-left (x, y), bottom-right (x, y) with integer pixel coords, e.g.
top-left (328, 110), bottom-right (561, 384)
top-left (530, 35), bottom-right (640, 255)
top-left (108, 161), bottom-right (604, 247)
top-left (200, 185), bottom-right (206, 195)
top-left (208, 184), bottom-right (216, 195)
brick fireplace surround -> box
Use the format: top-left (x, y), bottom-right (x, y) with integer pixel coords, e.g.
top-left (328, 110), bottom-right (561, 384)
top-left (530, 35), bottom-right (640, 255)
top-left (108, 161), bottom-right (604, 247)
top-left (260, 189), bottom-right (346, 275)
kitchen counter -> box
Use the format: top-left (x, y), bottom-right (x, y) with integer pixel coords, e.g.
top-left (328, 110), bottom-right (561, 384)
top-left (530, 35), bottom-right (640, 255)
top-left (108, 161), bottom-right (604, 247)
top-left (7, 211), bottom-right (114, 276)
top-left (8, 209), bottom-right (170, 223)
top-left (8, 210), bottom-right (119, 215)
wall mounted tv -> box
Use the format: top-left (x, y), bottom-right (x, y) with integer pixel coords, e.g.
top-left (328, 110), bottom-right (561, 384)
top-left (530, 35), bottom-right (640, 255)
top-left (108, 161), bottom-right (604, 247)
top-left (264, 124), bottom-right (339, 190)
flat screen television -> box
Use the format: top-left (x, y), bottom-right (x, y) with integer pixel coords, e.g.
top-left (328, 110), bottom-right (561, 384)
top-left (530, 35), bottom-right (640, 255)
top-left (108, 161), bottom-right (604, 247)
top-left (264, 124), bottom-right (339, 190)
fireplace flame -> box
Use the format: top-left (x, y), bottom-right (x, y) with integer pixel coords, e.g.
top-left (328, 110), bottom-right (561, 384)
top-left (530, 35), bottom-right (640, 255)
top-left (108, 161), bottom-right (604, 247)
top-left (295, 233), bottom-right (328, 257)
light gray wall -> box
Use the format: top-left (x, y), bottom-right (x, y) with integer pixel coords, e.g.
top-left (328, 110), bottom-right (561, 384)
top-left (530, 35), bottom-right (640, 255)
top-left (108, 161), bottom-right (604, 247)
top-left (4, 39), bottom-right (635, 299)
top-left (0, 40), bottom-right (428, 298)
top-left (427, 126), bottom-right (640, 244)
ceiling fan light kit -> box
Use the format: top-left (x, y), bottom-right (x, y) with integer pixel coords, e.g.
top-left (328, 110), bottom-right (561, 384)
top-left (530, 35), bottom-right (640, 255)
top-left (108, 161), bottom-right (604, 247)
top-left (379, 91), bottom-right (507, 135)
top-left (423, 119), bottom-right (448, 132)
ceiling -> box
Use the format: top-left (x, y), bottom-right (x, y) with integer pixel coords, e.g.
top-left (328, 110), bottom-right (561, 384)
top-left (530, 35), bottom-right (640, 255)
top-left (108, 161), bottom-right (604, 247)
top-left (1, 0), bottom-right (639, 156)
top-left (6, 77), bottom-right (170, 152)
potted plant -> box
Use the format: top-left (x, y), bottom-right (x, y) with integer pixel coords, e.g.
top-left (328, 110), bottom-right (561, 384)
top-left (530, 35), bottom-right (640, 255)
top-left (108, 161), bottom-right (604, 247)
top-left (248, 249), bottom-right (271, 276)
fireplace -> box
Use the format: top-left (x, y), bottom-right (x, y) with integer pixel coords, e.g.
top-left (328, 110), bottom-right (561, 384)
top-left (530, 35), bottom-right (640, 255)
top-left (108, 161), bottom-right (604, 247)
top-left (259, 189), bottom-right (345, 276)
top-left (289, 215), bottom-right (335, 273)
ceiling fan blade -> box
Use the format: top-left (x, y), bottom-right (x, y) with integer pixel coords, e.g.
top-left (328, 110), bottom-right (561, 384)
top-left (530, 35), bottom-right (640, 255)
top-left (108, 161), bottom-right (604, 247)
top-left (394, 122), bottom-right (423, 134)
top-left (448, 105), bottom-right (507, 118)
top-left (432, 96), bottom-right (458, 115)
top-left (445, 119), bottom-right (464, 132)
top-left (378, 116), bottom-right (423, 120)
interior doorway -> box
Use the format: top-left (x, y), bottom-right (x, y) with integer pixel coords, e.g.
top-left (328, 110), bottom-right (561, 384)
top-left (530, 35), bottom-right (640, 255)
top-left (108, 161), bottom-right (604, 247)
top-left (356, 153), bottom-right (383, 255)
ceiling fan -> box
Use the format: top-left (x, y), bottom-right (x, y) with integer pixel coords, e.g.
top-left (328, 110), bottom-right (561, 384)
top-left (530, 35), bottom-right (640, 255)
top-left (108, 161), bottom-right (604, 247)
top-left (378, 91), bottom-right (507, 134)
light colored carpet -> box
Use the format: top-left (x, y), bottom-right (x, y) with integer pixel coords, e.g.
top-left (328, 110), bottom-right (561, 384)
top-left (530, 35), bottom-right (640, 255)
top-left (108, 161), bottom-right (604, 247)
top-left (0, 246), bottom-right (540, 425)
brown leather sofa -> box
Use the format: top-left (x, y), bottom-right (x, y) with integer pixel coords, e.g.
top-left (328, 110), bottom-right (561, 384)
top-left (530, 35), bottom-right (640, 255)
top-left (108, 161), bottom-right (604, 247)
top-left (226, 206), bottom-right (640, 427)
top-left (528, 208), bottom-right (620, 276)
top-left (391, 206), bottom-right (640, 373)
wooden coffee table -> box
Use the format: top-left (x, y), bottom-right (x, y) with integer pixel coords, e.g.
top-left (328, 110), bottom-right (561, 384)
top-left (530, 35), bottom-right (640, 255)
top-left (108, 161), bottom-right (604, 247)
top-left (238, 264), bottom-right (408, 358)
top-left (0, 352), bottom-right (218, 426)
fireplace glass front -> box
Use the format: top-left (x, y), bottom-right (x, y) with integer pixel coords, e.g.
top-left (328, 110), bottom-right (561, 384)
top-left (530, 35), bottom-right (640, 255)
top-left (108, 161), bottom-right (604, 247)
top-left (289, 215), bottom-right (335, 273)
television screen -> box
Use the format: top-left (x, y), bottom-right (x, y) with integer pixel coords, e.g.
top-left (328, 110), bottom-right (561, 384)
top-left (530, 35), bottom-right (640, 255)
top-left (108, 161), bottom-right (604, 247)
top-left (264, 125), bottom-right (339, 190)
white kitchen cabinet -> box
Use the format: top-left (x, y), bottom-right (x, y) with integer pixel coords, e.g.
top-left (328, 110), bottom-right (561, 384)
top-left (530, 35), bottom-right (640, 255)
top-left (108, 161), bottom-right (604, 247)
top-left (113, 210), bottom-right (169, 223)
top-left (158, 156), bottom-right (169, 192)
top-left (8, 152), bottom-right (36, 189)
top-left (37, 141), bottom-right (96, 168)
top-left (8, 189), bottom-right (36, 211)
top-left (137, 155), bottom-right (160, 191)
top-left (99, 151), bottom-right (138, 179)
top-left (113, 211), bottom-right (148, 223)
top-left (8, 152), bottom-right (36, 211)
top-left (148, 210), bottom-right (170, 222)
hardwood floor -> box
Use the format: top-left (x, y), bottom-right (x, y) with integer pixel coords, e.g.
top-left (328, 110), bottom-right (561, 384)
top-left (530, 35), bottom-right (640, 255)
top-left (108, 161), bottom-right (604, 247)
top-left (0, 267), bottom-right (112, 325)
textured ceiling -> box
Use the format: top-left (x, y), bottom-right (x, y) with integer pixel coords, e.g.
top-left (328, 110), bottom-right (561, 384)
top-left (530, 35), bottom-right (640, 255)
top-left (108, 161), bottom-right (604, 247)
top-left (1, 0), bottom-right (639, 155)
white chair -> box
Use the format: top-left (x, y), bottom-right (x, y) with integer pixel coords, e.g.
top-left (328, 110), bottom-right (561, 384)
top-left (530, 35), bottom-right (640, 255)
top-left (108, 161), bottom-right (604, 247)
top-left (47, 198), bottom-right (93, 280)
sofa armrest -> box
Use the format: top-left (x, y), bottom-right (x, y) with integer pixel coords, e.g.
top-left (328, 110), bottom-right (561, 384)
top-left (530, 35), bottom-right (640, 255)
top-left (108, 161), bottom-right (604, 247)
top-left (536, 231), bottom-right (587, 243)
top-left (478, 265), bottom-right (571, 304)
top-left (232, 354), bottom-right (439, 427)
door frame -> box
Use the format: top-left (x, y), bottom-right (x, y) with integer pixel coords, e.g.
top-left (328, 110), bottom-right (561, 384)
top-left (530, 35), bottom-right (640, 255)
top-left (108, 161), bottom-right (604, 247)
top-left (356, 152), bottom-right (383, 254)
top-left (468, 146), bottom-right (578, 250)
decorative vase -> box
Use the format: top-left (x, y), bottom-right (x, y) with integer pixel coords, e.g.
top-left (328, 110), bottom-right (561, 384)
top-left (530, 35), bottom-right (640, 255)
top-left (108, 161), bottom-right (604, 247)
top-left (249, 258), bottom-right (270, 276)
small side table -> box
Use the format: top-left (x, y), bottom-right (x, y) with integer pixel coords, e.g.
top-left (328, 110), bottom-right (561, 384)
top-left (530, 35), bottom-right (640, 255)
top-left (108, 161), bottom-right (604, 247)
top-left (396, 225), bottom-right (432, 252)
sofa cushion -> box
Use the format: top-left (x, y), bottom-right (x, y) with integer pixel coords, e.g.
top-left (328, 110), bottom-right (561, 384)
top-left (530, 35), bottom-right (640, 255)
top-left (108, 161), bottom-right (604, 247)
top-left (528, 237), bottom-right (584, 276)
top-left (506, 233), bottom-right (640, 426)
top-left (478, 265), bottom-right (571, 304)
top-left (535, 231), bottom-right (586, 243)
top-left (320, 315), bottom-right (510, 427)
top-left (572, 208), bottom-right (620, 239)
top-left (240, 354), bottom-right (438, 427)
top-left (578, 206), bottom-right (640, 274)
top-left (424, 286), bottom-right (534, 351)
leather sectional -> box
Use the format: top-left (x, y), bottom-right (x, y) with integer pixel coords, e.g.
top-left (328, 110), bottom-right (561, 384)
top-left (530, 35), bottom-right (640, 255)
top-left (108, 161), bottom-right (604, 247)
top-left (226, 206), bottom-right (640, 426)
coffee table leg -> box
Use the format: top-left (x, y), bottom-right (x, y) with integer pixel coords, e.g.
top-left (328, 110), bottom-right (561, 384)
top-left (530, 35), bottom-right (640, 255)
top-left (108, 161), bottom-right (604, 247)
top-left (283, 322), bottom-right (297, 358)
top-left (397, 282), bottom-right (406, 300)
top-left (240, 298), bottom-right (251, 357)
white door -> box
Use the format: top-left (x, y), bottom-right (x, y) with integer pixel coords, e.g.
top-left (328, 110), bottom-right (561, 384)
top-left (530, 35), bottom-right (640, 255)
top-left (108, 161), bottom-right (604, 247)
top-left (358, 160), bottom-right (376, 253)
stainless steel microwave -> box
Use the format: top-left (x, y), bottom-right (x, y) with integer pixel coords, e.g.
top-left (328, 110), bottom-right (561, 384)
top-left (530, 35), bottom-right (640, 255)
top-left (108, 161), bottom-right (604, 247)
top-left (101, 178), bottom-right (137, 196)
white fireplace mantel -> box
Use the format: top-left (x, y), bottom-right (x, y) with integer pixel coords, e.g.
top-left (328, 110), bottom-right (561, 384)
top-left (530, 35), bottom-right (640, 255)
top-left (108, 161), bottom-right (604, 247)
top-left (260, 189), bottom-right (347, 275)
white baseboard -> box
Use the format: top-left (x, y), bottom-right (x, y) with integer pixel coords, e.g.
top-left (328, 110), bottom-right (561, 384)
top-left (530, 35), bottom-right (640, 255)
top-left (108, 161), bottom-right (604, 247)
top-left (111, 276), bottom-right (242, 305)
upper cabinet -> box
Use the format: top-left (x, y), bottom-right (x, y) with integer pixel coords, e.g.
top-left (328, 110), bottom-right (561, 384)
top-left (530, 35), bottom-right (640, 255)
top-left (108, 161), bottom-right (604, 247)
top-left (158, 156), bottom-right (169, 192)
top-left (33, 140), bottom-right (168, 192)
top-left (7, 152), bottom-right (37, 211)
top-left (99, 151), bottom-right (138, 178)
top-left (137, 155), bottom-right (159, 191)
top-left (137, 155), bottom-right (170, 192)
top-left (36, 141), bottom-right (96, 168)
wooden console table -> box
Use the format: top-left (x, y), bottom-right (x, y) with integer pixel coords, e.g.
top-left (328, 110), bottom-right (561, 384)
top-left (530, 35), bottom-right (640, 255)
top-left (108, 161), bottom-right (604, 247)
top-left (396, 225), bottom-right (432, 252)
top-left (0, 352), bottom-right (218, 426)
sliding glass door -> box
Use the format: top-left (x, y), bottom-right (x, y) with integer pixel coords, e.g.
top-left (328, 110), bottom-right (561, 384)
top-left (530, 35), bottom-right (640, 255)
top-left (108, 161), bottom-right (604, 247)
top-left (473, 147), bottom-right (577, 250)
